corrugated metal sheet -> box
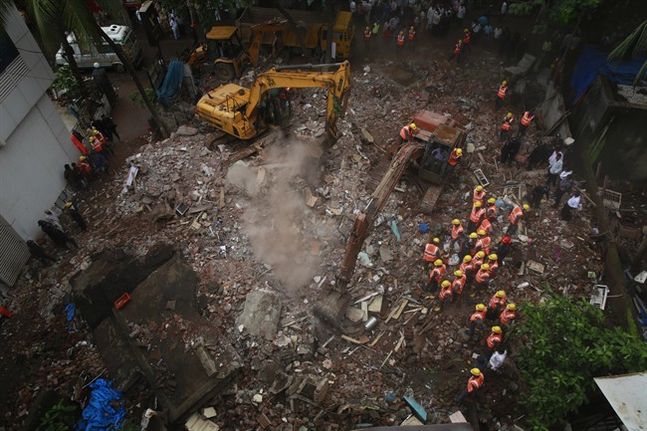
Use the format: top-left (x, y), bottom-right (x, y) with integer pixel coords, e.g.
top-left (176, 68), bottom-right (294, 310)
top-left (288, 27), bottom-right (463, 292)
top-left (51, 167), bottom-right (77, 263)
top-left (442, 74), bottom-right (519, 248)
top-left (0, 214), bottom-right (29, 286)
top-left (0, 56), bottom-right (28, 103)
top-left (594, 372), bottom-right (647, 431)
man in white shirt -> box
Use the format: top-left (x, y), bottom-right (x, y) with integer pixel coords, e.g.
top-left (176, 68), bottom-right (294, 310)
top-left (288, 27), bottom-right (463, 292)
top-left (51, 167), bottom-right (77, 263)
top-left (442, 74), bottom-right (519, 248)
top-left (561, 191), bottom-right (582, 221)
top-left (547, 151), bottom-right (563, 188)
top-left (489, 348), bottom-right (507, 372)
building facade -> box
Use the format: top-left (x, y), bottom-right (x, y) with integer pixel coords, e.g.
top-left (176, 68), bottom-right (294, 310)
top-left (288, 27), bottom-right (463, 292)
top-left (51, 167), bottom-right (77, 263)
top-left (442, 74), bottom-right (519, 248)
top-left (0, 4), bottom-right (78, 285)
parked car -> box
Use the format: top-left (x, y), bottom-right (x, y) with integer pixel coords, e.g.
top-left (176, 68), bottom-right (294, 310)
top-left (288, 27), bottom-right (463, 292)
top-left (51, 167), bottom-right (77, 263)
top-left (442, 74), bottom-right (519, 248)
top-left (55, 24), bottom-right (142, 70)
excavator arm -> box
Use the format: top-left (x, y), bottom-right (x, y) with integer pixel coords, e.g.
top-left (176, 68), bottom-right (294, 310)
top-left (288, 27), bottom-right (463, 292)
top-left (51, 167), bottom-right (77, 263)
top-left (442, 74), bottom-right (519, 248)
top-left (338, 142), bottom-right (424, 287)
top-left (244, 61), bottom-right (351, 138)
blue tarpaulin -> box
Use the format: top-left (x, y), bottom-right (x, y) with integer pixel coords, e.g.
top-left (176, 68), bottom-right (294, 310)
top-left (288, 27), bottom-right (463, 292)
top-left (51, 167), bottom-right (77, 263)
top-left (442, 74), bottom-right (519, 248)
top-left (570, 45), bottom-right (646, 101)
top-left (75, 379), bottom-right (125, 431)
top-left (157, 59), bottom-right (185, 107)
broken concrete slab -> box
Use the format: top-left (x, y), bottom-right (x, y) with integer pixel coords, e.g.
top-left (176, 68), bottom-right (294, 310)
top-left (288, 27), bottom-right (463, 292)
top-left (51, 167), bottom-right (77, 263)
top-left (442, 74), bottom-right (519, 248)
top-left (236, 289), bottom-right (282, 340)
top-left (176, 125), bottom-right (198, 136)
top-left (527, 260), bottom-right (545, 274)
top-left (185, 413), bottom-right (219, 431)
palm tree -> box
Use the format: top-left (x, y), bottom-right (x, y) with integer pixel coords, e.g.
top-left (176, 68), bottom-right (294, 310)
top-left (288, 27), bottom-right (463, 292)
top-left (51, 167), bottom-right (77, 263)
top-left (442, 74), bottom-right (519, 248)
top-left (1, 0), bottom-right (168, 137)
top-left (608, 19), bottom-right (647, 86)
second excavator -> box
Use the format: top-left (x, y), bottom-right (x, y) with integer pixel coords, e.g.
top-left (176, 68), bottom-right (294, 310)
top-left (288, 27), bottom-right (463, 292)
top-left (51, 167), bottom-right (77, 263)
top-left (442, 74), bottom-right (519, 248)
top-left (195, 61), bottom-right (351, 140)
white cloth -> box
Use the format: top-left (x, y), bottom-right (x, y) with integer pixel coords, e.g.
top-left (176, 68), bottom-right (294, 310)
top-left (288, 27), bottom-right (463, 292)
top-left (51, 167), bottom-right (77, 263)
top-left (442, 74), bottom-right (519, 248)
top-left (548, 150), bottom-right (563, 166)
top-left (489, 350), bottom-right (507, 371)
top-left (45, 211), bottom-right (62, 230)
top-left (567, 195), bottom-right (582, 209)
top-left (560, 170), bottom-right (573, 179)
top-left (549, 158), bottom-right (563, 174)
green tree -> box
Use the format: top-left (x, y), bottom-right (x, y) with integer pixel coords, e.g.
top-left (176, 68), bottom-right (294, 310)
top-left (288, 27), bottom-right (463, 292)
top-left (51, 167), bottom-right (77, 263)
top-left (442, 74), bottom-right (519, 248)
top-left (608, 19), bottom-right (647, 86)
top-left (515, 296), bottom-right (647, 430)
top-left (509, 0), bottom-right (602, 25)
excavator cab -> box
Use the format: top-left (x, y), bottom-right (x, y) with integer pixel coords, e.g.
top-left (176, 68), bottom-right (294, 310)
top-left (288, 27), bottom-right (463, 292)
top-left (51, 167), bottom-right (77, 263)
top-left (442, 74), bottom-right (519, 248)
top-left (202, 26), bottom-right (247, 81)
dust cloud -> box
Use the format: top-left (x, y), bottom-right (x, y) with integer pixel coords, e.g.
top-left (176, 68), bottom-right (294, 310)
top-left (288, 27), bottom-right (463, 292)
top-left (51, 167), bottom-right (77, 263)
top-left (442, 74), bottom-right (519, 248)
top-left (226, 139), bottom-right (322, 292)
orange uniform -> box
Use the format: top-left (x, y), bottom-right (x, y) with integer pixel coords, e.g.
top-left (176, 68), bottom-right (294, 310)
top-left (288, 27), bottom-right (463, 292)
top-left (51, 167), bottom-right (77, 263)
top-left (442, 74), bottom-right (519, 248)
top-left (397, 33), bottom-right (405, 46)
top-left (501, 116), bottom-right (513, 131)
top-left (488, 293), bottom-right (507, 312)
top-left (486, 203), bottom-right (497, 218)
top-left (475, 267), bottom-right (490, 285)
top-left (500, 309), bottom-right (517, 325)
top-left (451, 224), bottom-right (464, 240)
top-left (486, 331), bottom-right (502, 350)
top-left (429, 265), bottom-right (446, 282)
top-left (470, 206), bottom-right (485, 224)
top-left (474, 236), bottom-right (492, 254)
top-left (508, 206), bottom-right (523, 225)
top-left (452, 274), bottom-right (467, 296)
top-left (473, 189), bottom-right (486, 203)
top-left (497, 84), bottom-right (507, 100)
top-left (520, 111), bottom-right (534, 127)
top-left (423, 243), bottom-right (440, 262)
top-left (466, 373), bottom-right (484, 393)
top-left (439, 283), bottom-right (453, 302)
top-left (448, 148), bottom-right (462, 166)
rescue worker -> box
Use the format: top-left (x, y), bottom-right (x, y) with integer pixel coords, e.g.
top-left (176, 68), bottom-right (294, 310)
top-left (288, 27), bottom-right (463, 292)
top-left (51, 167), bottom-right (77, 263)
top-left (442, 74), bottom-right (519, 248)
top-left (77, 156), bottom-right (92, 179)
top-left (462, 28), bottom-right (471, 53)
top-left (468, 303), bottom-right (487, 336)
top-left (455, 368), bottom-right (484, 403)
top-left (507, 203), bottom-right (529, 234)
top-left (450, 219), bottom-right (464, 242)
top-left (486, 197), bottom-right (497, 218)
top-left (423, 237), bottom-right (441, 265)
top-left (500, 303), bottom-right (517, 326)
top-left (363, 26), bottom-right (372, 52)
top-left (439, 280), bottom-right (453, 306)
top-left (518, 110), bottom-right (535, 136)
top-left (500, 112), bottom-right (514, 140)
top-left (474, 229), bottom-right (492, 255)
top-left (495, 80), bottom-right (508, 110)
top-left (399, 122), bottom-right (418, 145)
top-left (486, 326), bottom-right (503, 351)
top-left (463, 232), bottom-right (478, 256)
top-left (478, 216), bottom-right (493, 235)
top-left (488, 290), bottom-right (507, 317)
top-left (474, 262), bottom-right (490, 288)
top-left (459, 254), bottom-right (474, 276)
top-left (468, 201), bottom-right (485, 232)
top-left (396, 30), bottom-right (405, 49)
top-left (65, 201), bottom-right (87, 231)
top-left (487, 254), bottom-right (499, 274)
top-left (452, 270), bottom-right (467, 299)
top-left (447, 147), bottom-right (463, 169)
top-left (451, 39), bottom-right (463, 63)
top-left (496, 234), bottom-right (513, 263)
top-left (472, 250), bottom-right (486, 270)
top-left (428, 259), bottom-right (446, 291)
top-left (407, 25), bottom-right (416, 50)
top-left (473, 185), bottom-right (486, 204)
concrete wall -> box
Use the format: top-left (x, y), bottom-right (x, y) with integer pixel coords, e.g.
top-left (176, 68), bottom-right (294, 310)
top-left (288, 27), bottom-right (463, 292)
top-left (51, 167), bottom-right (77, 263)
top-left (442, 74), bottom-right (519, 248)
top-left (0, 4), bottom-right (77, 240)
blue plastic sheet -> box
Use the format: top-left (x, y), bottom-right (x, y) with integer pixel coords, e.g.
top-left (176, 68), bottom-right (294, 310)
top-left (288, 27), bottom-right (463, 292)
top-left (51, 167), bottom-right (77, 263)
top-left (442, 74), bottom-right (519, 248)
top-left (76, 379), bottom-right (125, 431)
top-left (65, 302), bottom-right (76, 321)
top-left (157, 59), bottom-right (185, 107)
top-left (570, 45), bottom-right (646, 101)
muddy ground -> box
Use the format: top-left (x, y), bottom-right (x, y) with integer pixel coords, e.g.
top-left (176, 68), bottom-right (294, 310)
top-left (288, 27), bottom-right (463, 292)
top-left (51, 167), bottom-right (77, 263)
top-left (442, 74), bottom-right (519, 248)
top-left (0, 21), bottom-right (615, 431)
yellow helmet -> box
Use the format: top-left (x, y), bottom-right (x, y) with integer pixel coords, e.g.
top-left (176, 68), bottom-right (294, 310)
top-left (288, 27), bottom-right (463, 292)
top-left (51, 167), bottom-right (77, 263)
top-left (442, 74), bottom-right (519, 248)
top-left (474, 201), bottom-right (482, 208)
top-left (454, 270), bottom-right (463, 277)
top-left (432, 237), bottom-right (440, 244)
top-left (487, 197), bottom-right (496, 204)
top-left (470, 368), bottom-right (481, 376)
top-left (475, 185), bottom-right (484, 192)
top-left (480, 263), bottom-right (490, 271)
top-left (507, 303), bottom-right (516, 311)
top-left (523, 203), bottom-right (530, 211)
top-left (496, 290), bottom-right (506, 298)
top-left (64, 201), bottom-right (73, 209)
top-left (463, 255), bottom-right (472, 263)
top-left (475, 251), bottom-right (485, 258)
top-left (505, 112), bottom-right (513, 119)
top-left (79, 155), bottom-right (87, 161)
top-left (477, 229), bottom-right (486, 236)
top-left (410, 123), bottom-right (417, 130)
top-left (488, 254), bottom-right (498, 261)
top-left (491, 326), bottom-right (502, 334)
top-left (434, 259), bottom-right (443, 266)
top-left (469, 232), bottom-right (478, 239)
top-left (475, 303), bottom-right (486, 311)
top-left (455, 148), bottom-right (463, 156)
top-left (441, 280), bottom-right (451, 288)
top-left (452, 219), bottom-right (461, 225)
top-left (502, 80), bottom-right (508, 85)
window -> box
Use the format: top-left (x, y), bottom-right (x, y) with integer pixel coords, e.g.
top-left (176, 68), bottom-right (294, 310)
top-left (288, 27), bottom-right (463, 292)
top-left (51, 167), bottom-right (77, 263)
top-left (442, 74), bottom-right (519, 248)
top-left (0, 30), bottom-right (19, 74)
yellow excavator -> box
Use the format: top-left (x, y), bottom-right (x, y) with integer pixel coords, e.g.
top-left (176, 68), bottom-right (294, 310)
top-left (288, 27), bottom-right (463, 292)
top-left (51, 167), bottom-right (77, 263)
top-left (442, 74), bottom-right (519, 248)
top-left (187, 20), bottom-right (289, 81)
top-left (195, 61), bottom-right (351, 140)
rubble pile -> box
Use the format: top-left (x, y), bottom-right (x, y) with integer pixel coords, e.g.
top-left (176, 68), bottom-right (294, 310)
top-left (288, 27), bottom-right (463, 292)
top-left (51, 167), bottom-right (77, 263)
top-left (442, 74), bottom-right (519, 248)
top-left (0, 47), bottom-right (615, 430)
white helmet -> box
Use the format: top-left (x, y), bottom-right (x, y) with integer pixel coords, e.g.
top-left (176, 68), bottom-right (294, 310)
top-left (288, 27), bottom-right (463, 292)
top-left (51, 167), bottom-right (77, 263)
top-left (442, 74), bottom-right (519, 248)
top-left (93, 62), bottom-right (100, 69)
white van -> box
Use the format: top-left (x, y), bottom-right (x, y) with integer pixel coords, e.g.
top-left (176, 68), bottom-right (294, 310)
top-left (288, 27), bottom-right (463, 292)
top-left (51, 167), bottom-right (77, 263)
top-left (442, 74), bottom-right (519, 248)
top-left (55, 24), bottom-right (143, 70)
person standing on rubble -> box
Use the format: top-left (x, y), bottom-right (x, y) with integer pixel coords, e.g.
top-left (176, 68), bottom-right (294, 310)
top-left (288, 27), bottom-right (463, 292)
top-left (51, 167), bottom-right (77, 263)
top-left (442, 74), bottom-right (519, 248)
top-left (396, 29), bottom-right (406, 50)
top-left (452, 270), bottom-right (467, 300)
top-left (462, 28), bottom-right (471, 54)
top-left (560, 191), bottom-right (582, 221)
top-left (547, 150), bottom-right (563, 189)
top-left (500, 136), bottom-right (521, 163)
top-left (495, 80), bottom-right (508, 110)
top-left (495, 234), bottom-right (513, 264)
top-left (473, 185), bottom-right (486, 204)
top-left (518, 110), bottom-right (535, 136)
top-left (450, 39), bottom-right (463, 63)
top-left (500, 112), bottom-right (514, 141)
top-left (553, 170), bottom-right (573, 208)
top-left (407, 25), bottom-right (416, 50)
top-left (447, 147), bottom-right (463, 172)
top-left (486, 197), bottom-right (497, 218)
top-left (486, 254), bottom-right (499, 274)
top-left (423, 237), bottom-right (441, 268)
top-left (439, 280), bottom-right (453, 306)
top-left (428, 259), bottom-right (447, 291)
top-left (468, 201), bottom-right (485, 232)
top-left (455, 368), bottom-right (485, 403)
top-left (474, 262), bottom-right (491, 289)
top-left (449, 219), bottom-right (464, 249)
top-left (478, 215), bottom-right (494, 235)
top-left (468, 303), bottom-right (487, 337)
top-left (64, 201), bottom-right (87, 231)
top-left (363, 25), bottom-right (372, 54)
top-left (37, 220), bottom-right (78, 249)
top-left (460, 254), bottom-right (474, 278)
top-left (463, 232), bottom-right (478, 256)
top-left (474, 229), bottom-right (491, 255)
top-left (486, 326), bottom-right (503, 351)
top-left (506, 203), bottom-right (528, 235)
top-left (499, 303), bottom-right (517, 326)
top-left (399, 122), bottom-right (418, 145)
top-left (487, 290), bottom-right (507, 318)
top-left (529, 184), bottom-right (549, 209)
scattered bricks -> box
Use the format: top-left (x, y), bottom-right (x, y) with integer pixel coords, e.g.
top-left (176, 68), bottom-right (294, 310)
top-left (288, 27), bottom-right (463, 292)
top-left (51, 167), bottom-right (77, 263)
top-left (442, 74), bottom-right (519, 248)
top-left (257, 413), bottom-right (272, 429)
top-left (314, 378), bottom-right (329, 404)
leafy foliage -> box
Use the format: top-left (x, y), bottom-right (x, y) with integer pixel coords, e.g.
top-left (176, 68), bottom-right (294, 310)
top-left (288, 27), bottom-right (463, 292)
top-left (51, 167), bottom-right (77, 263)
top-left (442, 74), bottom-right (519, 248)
top-left (516, 296), bottom-right (647, 430)
top-left (129, 87), bottom-right (156, 108)
top-left (37, 402), bottom-right (78, 431)
top-left (51, 65), bottom-right (77, 94)
top-left (509, 0), bottom-right (602, 25)
top-left (607, 19), bottom-right (647, 85)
